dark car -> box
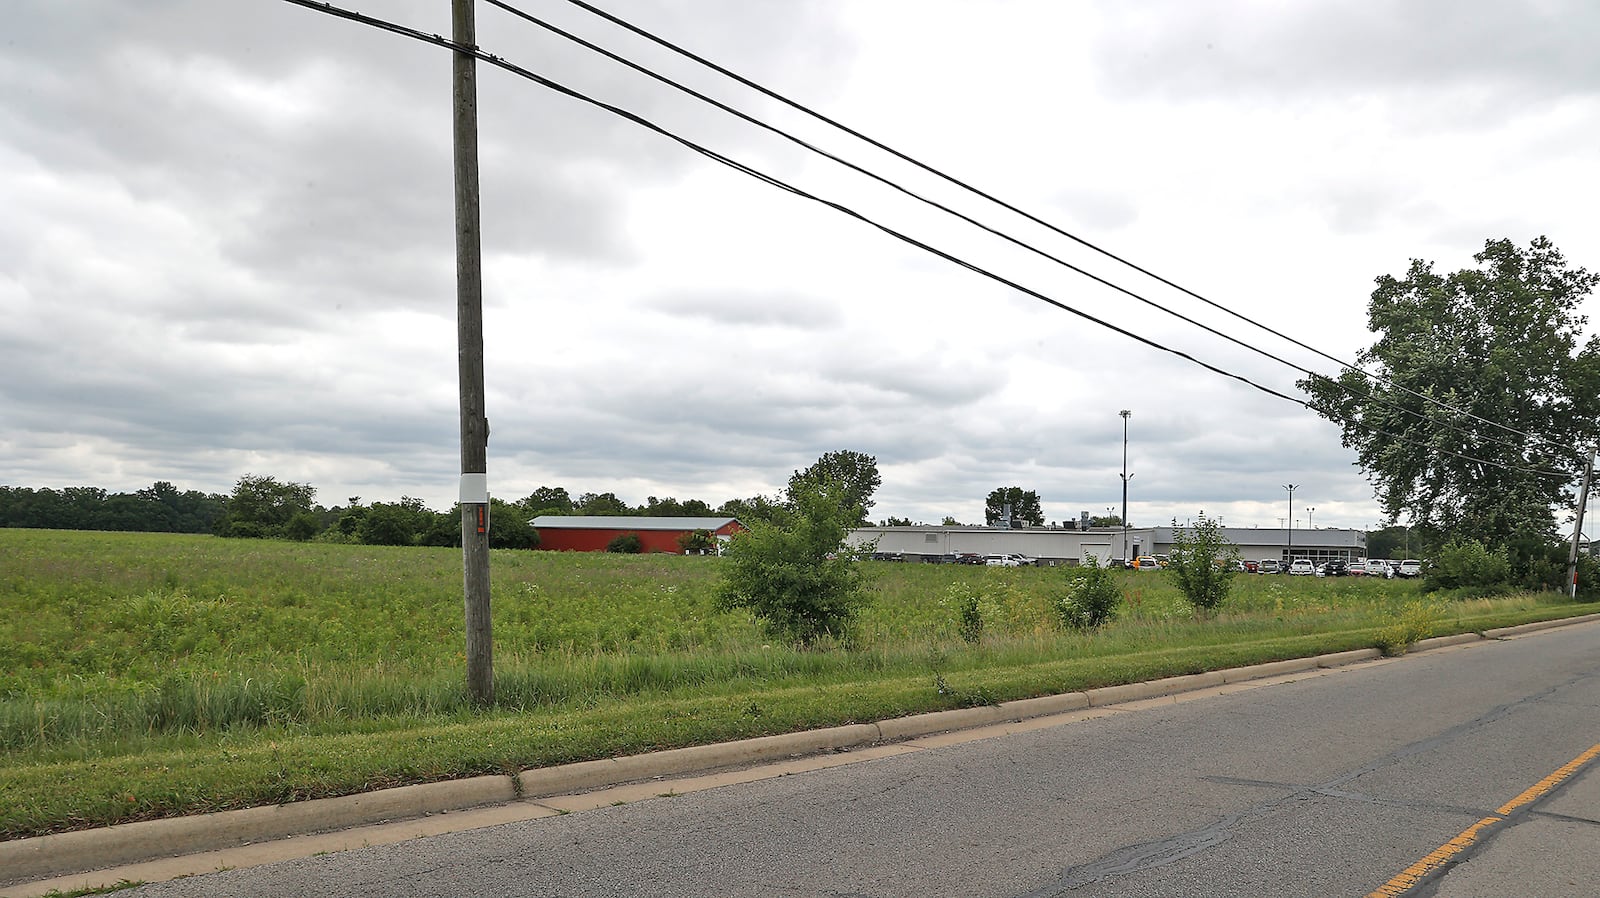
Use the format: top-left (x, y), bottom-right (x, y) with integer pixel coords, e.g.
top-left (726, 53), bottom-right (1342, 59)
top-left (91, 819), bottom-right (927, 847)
top-left (1321, 559), bottom-right (1349, 577)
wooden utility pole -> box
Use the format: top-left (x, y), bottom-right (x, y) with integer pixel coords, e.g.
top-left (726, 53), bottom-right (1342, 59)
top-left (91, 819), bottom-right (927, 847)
top-left (1569, 446), bottom-right (1596, 600)
top-left (453, 0), bottom-right (492, 705)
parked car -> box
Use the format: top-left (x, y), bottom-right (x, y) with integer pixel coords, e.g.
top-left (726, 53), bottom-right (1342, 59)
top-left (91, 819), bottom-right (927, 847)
top-left (1243, 560), bottom-right (1260, 573)
top-left (956, 553), bottom-right (986, 565)
top-left (1258, 559), bottom-right (1281, 574)
top-left (1008, 553), bottom-right (1038, 567)
top-left (984, 554), bottom-right (1021, 567)
top-left (1288, 559), bottom-right (1316, 576)
top-left (1365, 559), bottom-right (1391, 577)
top-left (1347, 560), bottom-right (1367, 577)
top-left (1321, 559), bottom-right (1349, 577)
top-left (1133, 555), bottom-right (1162, 570)
top-left (1395, 559), bottom-right (1423, 578)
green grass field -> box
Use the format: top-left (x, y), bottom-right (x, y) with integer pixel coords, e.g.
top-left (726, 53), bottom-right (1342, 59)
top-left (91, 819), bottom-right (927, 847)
top-left (2, 528), bottom-right (1594, 840)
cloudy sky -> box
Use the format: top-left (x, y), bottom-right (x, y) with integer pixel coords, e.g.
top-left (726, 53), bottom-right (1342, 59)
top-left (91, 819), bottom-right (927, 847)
top-left (4, 0), bottom-right (1598, 531)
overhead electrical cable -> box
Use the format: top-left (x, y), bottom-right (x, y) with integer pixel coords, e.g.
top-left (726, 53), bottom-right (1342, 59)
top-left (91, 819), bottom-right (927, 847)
top-left (550, 0), bottom-right (1580, 462)
top-left (482, 0), bottom-right (1575, 472)
top-left (276, 0), bottom-right (1576, 482)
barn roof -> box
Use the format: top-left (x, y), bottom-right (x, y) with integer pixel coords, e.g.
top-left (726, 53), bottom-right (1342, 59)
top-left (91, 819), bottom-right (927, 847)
top-left (530, 515), bottom-right (743, 531)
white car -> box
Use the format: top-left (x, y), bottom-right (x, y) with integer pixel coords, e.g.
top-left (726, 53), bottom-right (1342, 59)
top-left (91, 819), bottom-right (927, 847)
top-left (1365, 559), bottom-right (1391, 577)
top-left (1395, 559), bottom-right (1423, 578)
top-left (984, 554), bottom-right (1021, 567)
top-left (1288, 559), bottom-right (1316, 576)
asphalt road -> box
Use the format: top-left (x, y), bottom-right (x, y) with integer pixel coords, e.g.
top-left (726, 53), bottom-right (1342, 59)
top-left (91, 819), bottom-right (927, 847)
top-left (123, 623), bottom-right (1600, 898)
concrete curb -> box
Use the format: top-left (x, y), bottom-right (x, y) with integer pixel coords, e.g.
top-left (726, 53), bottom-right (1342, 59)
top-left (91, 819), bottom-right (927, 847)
top-left (517, 723), bottom-right (881, 798)
top-left (1484, 611), bottom-right (1600, 639)
top-left (0, 775), bottom-right (516, 885)
top-left (1410, 632), bottom-right (1484, 652)
top-left (6, 613), bottom-right (1596, 886)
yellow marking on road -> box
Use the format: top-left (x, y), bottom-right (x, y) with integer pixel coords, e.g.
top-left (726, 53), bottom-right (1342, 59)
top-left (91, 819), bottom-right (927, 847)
top-left (1495, 741), bottom-right (1600, 815)
top-left (1365, 741), bottom-right (1600, 897)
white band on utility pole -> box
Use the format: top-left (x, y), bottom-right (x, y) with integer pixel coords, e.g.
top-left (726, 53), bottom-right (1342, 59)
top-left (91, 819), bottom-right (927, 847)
top-left (459, 472), bottom-right (489, 504)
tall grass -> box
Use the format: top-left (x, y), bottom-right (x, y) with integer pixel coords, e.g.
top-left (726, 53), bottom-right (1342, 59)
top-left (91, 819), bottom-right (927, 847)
top-left (0, 529), bottom-right (1585, 759)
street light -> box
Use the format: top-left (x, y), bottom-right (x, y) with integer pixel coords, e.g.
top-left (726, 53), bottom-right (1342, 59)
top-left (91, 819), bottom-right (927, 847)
top-left (1120, 410), bottom-right (1132, 566)
top-left (1307, 507), bottom-right (1315, 530)
top-left (1283, 484), bottom-right (1298, 562)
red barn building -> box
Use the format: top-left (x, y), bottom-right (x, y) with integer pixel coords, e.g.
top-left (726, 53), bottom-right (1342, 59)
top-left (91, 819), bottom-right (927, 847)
top-left (530, 515), bottom-right (746, 553)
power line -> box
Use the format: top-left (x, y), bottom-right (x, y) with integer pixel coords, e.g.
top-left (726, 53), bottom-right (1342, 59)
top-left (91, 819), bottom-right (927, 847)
top-left (550, 0), bottom-right (1581, 462)
top-left (483, 0), bottom-right (1577, 473)
top-left (275, 0), bottom-right (1577, 483)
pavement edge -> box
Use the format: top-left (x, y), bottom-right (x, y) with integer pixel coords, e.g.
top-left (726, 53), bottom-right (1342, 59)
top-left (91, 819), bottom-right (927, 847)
top-left (6, 612), bottom-right (1597, 886)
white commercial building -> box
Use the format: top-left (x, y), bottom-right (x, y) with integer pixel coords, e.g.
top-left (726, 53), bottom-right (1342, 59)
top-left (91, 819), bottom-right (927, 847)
top-left (848, 524), bottom-right (1366, 567)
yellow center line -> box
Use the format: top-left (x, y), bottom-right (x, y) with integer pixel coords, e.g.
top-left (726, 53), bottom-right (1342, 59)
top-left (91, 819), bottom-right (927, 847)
top-left (1365, 740), bottom-right (1600, 897)
top-left (1495, 741), bottom-right (1600, 815)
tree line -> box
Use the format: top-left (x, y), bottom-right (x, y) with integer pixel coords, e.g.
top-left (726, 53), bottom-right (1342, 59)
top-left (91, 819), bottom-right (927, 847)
top-left (0, 482), bottom-right (227, 534)
top-left (0, 450), bottom-right (887, 551)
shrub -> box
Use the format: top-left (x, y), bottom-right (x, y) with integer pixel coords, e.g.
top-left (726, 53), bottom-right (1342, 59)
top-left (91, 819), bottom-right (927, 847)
top-left (944, 583), bottom-right (986, 643)
top-left (1375, 600), bottom-right (1444, 655)
top-left (1052, 559), bottom-right (1122, 630)
top-left (1425, 538), bottom-right (1512, 594)
top-left (716, 478), bottom-right (872, 645)
top-left (677, 528), bottom-right (716, 555)
top-left (606, 533), bottom-right (643, 554)
top-left (1166, 516), bottom-right (1239, 613)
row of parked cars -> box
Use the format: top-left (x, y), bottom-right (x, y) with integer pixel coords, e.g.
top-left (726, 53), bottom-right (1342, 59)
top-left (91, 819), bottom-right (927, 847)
top-left (1246, 558), bottom-right (1422, 578)
top-left (870, 552), bottom-right (1041, 566)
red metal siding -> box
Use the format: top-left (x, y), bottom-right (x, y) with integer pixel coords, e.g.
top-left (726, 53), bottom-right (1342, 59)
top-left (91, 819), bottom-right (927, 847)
top-left (537, 522), bottom-right (746, 553)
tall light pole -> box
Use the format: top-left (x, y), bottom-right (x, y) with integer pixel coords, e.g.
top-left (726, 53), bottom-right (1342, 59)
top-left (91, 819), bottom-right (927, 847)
top-left (1120, 410), bottom-right (1132, 566)
top-left (1283, 484), bottom-right (1297, 563)
top-left (1307, 507), bottom-right (1315, 530)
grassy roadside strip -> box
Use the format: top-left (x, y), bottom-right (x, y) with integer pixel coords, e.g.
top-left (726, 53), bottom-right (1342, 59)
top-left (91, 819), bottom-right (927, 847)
top-left (9, 602), bottom-right (1596, 841)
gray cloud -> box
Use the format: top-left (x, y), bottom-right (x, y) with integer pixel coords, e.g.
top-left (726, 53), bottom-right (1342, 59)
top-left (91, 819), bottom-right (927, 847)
top-left (1094, 0), bottom-right (1600, 115)
top-left (646, 288), bottom-right (844, 329)
top-left (4, 0), bottom-right (1593, 535)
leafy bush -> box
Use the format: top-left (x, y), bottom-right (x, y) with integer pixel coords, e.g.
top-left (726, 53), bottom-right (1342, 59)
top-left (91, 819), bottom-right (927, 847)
top-left (1425, 538), bottom-right (1512, 594)
top-left (1375, 600), bottom-right (1444, 655)
top-left (716, 478), bottom-right (872, 645)
top-left (944, 583), bottom-right (986, 643)
top-left (605, 533), bottom-right (643, 554)
top-left (1166, 516), bottom-right (1239, 613)
top-left (677, 528), bottom-right (716, 555)
top-left (1052, 560), bottom-right (1122, 630)
top-left (1504, 536), bottom-right (1598, 596)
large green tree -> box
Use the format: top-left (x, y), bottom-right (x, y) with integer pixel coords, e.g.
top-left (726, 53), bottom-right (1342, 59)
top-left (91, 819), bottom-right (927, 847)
top-left (220, 474), bottom-right (316, 538)
top-left (717, 476), bottom-right (872, 645)
top-left (717, 493), bottom-right (789, 527)
top-left (788, 450), bottom-right (881, 527)
top-left (985, 487), bottom-right (1044, 528)
top-left (1300, 237), bottom-right (1600, 544)
top-left (518, 486), bottom-right (574, 516)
